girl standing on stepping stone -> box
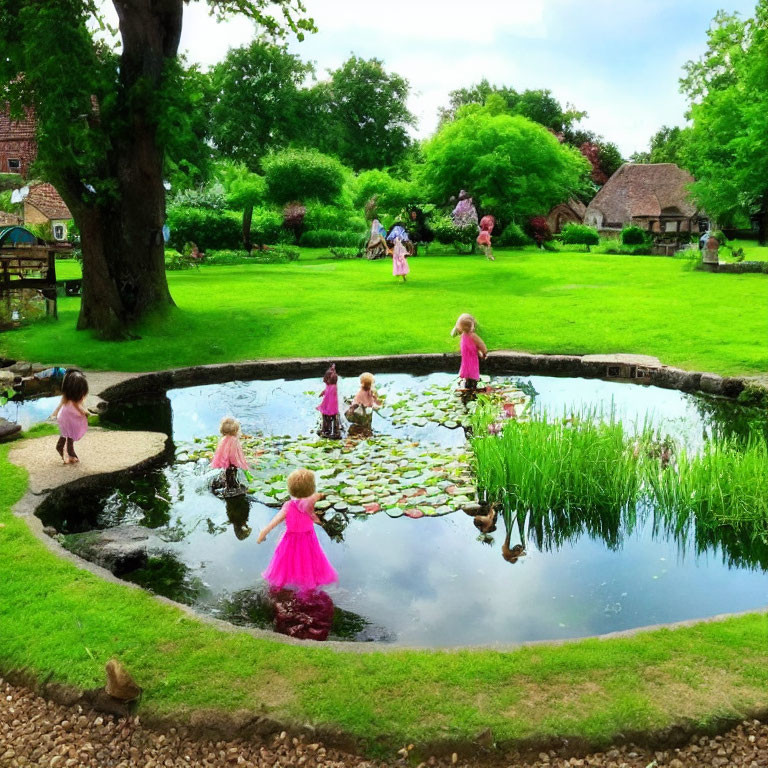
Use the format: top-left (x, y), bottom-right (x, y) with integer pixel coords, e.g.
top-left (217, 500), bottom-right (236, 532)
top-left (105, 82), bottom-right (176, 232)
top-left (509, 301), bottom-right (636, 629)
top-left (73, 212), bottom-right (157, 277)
top-left (51, 369), bottom-right (89, 464)
top-left (451, 313), bottom-right (488, 393)
top-left (211, 417), bottom-right (249, 492)
top-left (316, 363), bottom-right (341, 439)
top-left (258, 468), bottom-right (338, 593)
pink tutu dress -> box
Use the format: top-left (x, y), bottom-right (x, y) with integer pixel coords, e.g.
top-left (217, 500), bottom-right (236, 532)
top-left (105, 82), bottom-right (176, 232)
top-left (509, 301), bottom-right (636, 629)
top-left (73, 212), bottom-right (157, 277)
top-left (263, 497), bottom-right (338, 592)
top-left (392, 238), bottom-right (409, 277)
top-left (57, 402), bottom-right (88, 441)
top-left (477, 215), bottom-right (495, 246)
top-left (317, 384), bottom-right (339, 416)
top-left (211, 435), bottom-right (248, 469)
top-left (459, 333), bottom-right (480, 380)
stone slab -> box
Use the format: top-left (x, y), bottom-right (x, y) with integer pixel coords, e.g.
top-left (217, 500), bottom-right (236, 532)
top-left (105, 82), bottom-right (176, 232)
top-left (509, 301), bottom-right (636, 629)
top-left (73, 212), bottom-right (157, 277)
top-left (581, 353), bottom-right (662, 368)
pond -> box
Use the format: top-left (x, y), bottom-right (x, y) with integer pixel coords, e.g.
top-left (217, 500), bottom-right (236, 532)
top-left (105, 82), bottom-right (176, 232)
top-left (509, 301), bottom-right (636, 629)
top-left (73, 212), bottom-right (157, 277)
top-left (36, 372), bottom-right (768, 647)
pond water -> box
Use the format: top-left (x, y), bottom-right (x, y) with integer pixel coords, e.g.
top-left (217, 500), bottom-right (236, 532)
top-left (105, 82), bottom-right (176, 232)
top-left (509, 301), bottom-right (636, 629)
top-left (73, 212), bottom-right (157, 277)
top-left (36, 372), bottom-right (768, 647)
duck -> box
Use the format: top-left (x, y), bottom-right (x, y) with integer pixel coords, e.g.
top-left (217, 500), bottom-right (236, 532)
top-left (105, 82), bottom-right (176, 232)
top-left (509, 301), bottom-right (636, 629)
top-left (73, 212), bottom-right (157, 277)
top-left (473, 505), bottom-right (498, 533)
top-left (502, 527), bottom-right (526, 563)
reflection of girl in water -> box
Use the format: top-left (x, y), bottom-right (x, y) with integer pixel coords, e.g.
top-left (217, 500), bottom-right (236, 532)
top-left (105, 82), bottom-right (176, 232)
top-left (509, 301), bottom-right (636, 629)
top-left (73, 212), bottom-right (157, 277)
top-left (225, 495), bottom-right (252, 540)
top-left (258, 469), bottom-right (338, 592)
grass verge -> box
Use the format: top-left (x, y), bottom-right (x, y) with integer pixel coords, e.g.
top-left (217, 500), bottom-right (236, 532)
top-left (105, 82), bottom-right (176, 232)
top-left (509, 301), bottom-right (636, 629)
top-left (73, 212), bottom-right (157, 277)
top-left (2, 247), bottom-right (767, 376)
top-left (2, 437), bottom-right (768, 754)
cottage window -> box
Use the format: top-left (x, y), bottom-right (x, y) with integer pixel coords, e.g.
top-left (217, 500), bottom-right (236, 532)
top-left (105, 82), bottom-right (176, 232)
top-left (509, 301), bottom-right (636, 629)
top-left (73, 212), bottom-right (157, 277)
top-left (53, 224), bottom-right (66, 241)
top-left (7, 158), bottom-right (20, 171)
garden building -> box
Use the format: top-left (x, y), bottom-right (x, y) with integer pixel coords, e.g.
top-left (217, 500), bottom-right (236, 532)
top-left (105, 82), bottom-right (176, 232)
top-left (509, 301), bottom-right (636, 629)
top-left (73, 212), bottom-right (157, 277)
top-left (23, 183), bottom-right (72, 242)
top-left (0, 106), bottom-right (37, 177)
top-left (546, 198), bottom-right (586, 233)
top-left (584, 163), bottom-right (707, 235)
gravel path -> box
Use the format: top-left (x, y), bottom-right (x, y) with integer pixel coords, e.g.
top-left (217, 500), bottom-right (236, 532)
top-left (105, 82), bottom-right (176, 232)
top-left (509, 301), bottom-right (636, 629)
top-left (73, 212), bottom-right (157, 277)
top-left (2, 679), bottom-right (768, 768)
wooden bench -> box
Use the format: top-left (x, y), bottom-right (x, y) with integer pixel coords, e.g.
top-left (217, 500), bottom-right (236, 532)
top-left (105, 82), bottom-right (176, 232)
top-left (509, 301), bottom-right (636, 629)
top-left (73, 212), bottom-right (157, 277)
top-left (0, 244), bottom-right (71, 319)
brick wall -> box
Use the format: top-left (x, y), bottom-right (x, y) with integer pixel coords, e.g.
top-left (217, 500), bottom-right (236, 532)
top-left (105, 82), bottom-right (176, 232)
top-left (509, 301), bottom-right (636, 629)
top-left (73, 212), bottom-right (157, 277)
top-left (0, 138), bottom-right (37, 177)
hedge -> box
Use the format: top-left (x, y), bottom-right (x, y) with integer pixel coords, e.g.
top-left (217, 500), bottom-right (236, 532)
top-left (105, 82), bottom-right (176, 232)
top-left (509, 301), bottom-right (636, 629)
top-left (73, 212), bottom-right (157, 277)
top-left (167, 207), bottom-right (242, 250)
top-left (299, 230), bottom-right (363, 248)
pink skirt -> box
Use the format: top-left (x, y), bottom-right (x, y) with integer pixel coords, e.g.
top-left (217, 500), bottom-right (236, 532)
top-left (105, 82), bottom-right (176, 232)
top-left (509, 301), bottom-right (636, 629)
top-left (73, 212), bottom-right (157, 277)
top-left (263, 530), bottom-right (338, 592)
top-left (58, 405), bottom-right (88, 441)
top-left (211, 436), bottom-right (248, 469)
top-left (477, 231), bottom-right (491, 246)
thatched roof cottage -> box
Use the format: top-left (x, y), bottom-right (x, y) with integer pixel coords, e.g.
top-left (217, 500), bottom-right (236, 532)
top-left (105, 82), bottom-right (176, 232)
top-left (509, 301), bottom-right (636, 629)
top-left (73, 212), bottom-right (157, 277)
top-left (546, 198), bottom-right (587, 233)
top-left (584, 163), bottom-right (707, 234)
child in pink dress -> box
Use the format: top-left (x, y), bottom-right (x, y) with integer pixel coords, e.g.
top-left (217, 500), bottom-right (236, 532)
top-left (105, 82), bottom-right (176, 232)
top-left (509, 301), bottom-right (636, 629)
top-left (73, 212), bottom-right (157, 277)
top-left (451, 313), bottom-right (488, 392)
top-left (316, 363), bottom-right (341, 439)
top-left (392, 236), bottom-right (409, 282)
top-left (258, 468), bottom-right (338, 593)
top-left (51, 369), bottom-right (89, 464)
top-left (477, 215), bottom-right (495, 261)
top-left (211, 417), bottom-right (249, 492)
top-left (345, 372), bottom-right (381, 428)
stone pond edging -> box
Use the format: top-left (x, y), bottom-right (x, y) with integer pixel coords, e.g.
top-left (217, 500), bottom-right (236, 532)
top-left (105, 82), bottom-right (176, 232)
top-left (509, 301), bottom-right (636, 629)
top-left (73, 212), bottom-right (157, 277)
top-left (93, 350), bottom-right (762, 403)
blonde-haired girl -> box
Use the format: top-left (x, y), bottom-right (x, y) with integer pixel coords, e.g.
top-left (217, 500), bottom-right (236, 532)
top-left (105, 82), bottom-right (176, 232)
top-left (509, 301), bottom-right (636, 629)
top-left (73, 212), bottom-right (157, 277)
top-left (210, 417), bottom-right (248, 491)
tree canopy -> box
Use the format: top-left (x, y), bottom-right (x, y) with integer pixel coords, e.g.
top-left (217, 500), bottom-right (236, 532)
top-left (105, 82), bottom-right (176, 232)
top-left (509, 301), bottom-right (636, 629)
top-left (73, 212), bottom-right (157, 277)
top-left (209, 40), bottom-right (313, 168)
top-left (681, 1), bottom-right (768, 239)
top-left (422, 106), bottom-right (589, 221)
top-left (0, 0), bottom-right (313, 336)
top-left (630, 125), bottom-right (691, 167)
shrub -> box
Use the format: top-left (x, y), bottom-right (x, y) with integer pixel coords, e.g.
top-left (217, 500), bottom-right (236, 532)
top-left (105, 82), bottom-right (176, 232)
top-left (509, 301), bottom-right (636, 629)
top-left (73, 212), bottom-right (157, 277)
top-left (164, 249), bottom-right (195, 271)
top-left (353, 169), bottom-right (422, 213)
top-left (328, 247), bottom-right (361, 259)
top-left (282, 202), bottom-right (306, 242)
top-left (560, 223), bottom-right (600, 250)
top-left (303, 202), bottom-right (366, 233)
top-left (166, 207), bottom-right (242, 250)
top-left (262, 149), bottom-right (348, 205)
top-left (249, 207), bottom-right (283, 248)
top-left (526, 216), bottom-right (552, 246)
top-left (621, 225), bottom-right (648, 245)
top-left (169, 186), bottom-right (227, 210)
top-left (204, 247), bottom-right (299, 265)
top-left (711, 229), bottom-right (727, 245)
top-left (495, 222), bottom-right (532, 248)
top-left (299, 230), bottom-right (362, 248)
top-left (431, 214), bottom-right (477, 252)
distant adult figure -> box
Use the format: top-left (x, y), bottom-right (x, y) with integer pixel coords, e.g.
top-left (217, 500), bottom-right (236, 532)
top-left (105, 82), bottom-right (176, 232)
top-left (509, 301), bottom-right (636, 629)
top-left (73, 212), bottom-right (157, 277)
top-left (366, 219), bottom-right (388, 260)
top-left (407, 207), bottom-right (434, 248)
top-left (452, 190), bottom-right (478, 229)
top-left (386, 222), bottom-right (414, 255)
top-left (699, 230), bottom-right (711, 251)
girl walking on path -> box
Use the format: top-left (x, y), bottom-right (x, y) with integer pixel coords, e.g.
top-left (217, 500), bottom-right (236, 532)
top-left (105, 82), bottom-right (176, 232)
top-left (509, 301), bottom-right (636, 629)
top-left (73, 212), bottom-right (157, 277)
top-left (258, 468), bottom-right (338, 593)
top-left (51, 370), bottom-right (89, 464)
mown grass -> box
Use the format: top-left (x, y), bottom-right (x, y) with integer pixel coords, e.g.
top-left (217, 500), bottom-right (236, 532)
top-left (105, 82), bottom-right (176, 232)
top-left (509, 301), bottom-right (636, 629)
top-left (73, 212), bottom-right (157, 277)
top-left (3, 437), bottom-right (768, 753)
top-left (3, 246), bottom-right (767, 375)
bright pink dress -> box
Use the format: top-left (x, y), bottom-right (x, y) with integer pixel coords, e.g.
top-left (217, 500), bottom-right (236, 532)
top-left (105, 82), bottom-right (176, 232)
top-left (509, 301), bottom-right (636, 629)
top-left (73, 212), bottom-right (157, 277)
top-left (263, 497), bottom-right (338, 592)
top-left (392, 239), bottom-right (409, 277)
top-left (317, 384), bottom-right (339, 416)
top-left (57, 402), bottom-right (88, 441)
top-left (459, 333), bottom-right (480, 380)
top-left (211, 435), bottom-right (248, 469)
top-left (477, 215), bottom-right (494, 246)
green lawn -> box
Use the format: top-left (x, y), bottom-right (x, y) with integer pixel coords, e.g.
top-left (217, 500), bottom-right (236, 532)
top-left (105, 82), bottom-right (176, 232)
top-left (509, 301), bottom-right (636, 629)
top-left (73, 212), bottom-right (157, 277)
top-left (3, 246), bottom-right (767, 376)
top-left (2, 438), bottom-right (768, 754)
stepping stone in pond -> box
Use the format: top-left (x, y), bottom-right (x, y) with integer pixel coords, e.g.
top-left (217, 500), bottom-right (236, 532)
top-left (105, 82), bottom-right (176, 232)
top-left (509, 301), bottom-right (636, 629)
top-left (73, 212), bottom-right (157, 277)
top-left (349, 505), bottom-right (366, 515)
top-left (404, 508), bottom-right (424, 519)
top-left (333, 502), bottom-right (348, 511)
top-left (434, 505), bottom-right (453, 516)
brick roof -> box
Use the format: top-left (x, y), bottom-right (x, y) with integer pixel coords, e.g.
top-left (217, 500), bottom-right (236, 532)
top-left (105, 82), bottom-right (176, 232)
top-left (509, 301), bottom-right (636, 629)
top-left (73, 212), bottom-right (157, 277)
top-left (0, 106), bottom-right (35, 141)
top-left (585, 163), bottom-right (697, 225)
top-left (26, 183), bottom-right (71, 220)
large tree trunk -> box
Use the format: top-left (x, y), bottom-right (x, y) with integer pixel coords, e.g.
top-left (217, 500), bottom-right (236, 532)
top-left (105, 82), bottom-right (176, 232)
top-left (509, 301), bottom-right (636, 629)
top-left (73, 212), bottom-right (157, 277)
top-left (76, 0), bottom-right (182, 338)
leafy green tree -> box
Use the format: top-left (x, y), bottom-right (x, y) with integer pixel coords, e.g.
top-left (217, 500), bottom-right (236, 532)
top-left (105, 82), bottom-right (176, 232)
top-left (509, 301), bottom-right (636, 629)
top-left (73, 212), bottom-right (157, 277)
top-left (421, 107), bottom-right (589, 221)
top-left (630, 125), bottom-right (691, 167)
top-left (439, 79), bottom-right (586, 134)
top-left (307, 57), bottom-right (415, 171)
top-left (213, 161), bottom-right (267, 251)
top-left (0, 0), bottom-right (312, 337)
top-left (681, 3), bottom-right (768, 242)
top-left (353, 170), bottom-right (422, 216)
top-left (209, 40), bottom-right (313, 169)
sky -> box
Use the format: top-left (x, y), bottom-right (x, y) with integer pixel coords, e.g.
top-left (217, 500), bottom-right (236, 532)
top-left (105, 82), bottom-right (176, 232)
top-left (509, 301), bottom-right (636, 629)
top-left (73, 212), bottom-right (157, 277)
top-left (108, 0), bottom-right (757, 157)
